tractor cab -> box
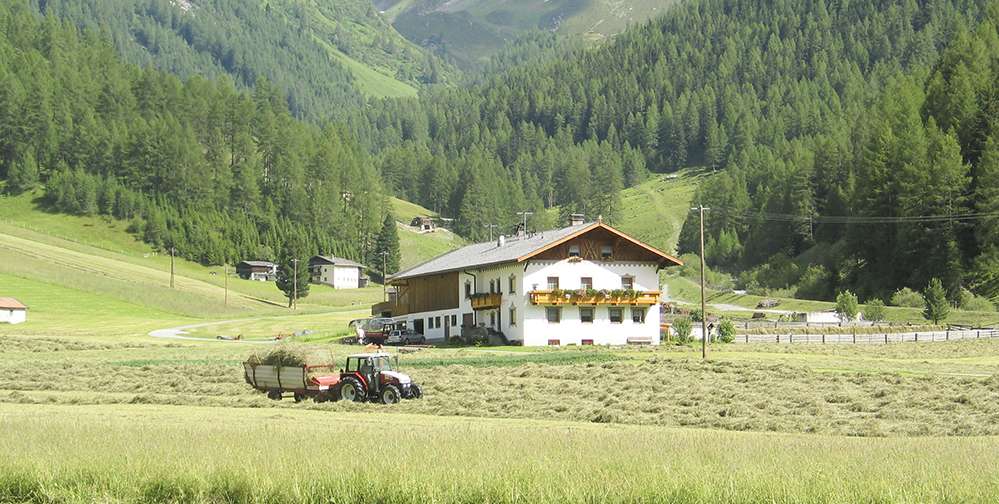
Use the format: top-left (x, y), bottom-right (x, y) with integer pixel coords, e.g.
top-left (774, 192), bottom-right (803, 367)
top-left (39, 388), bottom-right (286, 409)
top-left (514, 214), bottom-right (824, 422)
top-left (338, 353), bottom-right (422, 404)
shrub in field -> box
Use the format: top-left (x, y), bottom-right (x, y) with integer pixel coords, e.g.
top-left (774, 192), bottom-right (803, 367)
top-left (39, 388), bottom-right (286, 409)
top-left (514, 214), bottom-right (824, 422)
top-left (835, 290), bottom-right (859, 320)
top-left (958, 289), bottom-right (996, 312)
top-left (923, 278), bottom-right (951, 324)
top-left (717, 320), bottom-right (735, 343)
top-left (672, 317), bottom-right (693, 343)
top-left (862, 299), bottom-right (887, 323)
top-left (890, 287), bottom-right (925, 308)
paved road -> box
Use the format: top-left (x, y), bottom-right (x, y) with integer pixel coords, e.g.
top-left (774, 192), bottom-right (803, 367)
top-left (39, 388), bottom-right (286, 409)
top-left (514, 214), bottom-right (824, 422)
top-left (149, 320), bottom-right (278, 344)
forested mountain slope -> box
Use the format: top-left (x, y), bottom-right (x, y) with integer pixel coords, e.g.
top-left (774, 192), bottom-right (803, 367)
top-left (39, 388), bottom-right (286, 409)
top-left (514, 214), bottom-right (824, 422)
top-left (28, 0), bottom-right (455, 120)
top-left (385, 0), bottom-right (681, 67)
top-left (349, 0), bottom-right (999, 303)
top-left (0, 1), bottom-right (386, 268)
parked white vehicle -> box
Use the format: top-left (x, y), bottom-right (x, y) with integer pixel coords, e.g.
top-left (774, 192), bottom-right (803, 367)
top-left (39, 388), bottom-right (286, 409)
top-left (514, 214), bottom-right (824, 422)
top-left (385, 329), bottom-right (425, 345)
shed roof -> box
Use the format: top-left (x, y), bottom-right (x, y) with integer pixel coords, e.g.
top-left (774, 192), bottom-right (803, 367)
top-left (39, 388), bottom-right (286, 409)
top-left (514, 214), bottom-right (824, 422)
top-left (310, 255), bottom-right (366, 269)
top-left (0, 297), bottom-right (27, 310)
top-left (389, 222), bottom-right (682, 282)
top-left (238, 260), bottom-right (276, 268)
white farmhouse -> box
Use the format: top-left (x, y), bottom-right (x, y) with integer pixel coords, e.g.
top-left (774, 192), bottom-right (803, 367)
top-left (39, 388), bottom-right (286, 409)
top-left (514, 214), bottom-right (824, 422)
top-left (374, 218), bottom-right (682, 346)
top-left (0, 297), bottom-right (27, 324)
top-left (309, 255), bottom-right (367, 289)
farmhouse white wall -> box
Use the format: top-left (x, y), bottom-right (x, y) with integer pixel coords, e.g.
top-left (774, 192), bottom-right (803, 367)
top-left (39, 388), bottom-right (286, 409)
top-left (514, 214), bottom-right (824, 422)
top-left (332, 265), bottom-right (360, 289)
top-left (0, 309), bottom-right (26, 324)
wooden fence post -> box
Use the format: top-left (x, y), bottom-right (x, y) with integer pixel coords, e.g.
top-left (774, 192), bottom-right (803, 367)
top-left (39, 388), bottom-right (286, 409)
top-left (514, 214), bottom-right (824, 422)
top-left (884, 333), bottom-right (888, 344)
top-left (915, 333), bottom-right (918, 342)
top-left (777, 334), bottom-right (780, 344)
top-left (746, 333), bottom-right (749, 344)
top-left (822, 333), bottom-right (825, 344)
top-left (946, 329), bottom-right (949, 341)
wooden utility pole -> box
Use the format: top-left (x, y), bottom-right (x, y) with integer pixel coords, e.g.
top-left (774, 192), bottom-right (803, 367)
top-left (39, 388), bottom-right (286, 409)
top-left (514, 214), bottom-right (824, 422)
top-left (292, 258), bottom-right (298, 310)
top-left (223, 262), bottom-right (228, 306)
top-left (516, 211), bottom-right (534, 233)
top-left (691, 205), bottom-right (710, 359)
top-left (484, 223), bottom-right (498, 241)
top-left (381, 250), bottom-right (388, 302)
top-left (170, 247), bottom-right (175, 289)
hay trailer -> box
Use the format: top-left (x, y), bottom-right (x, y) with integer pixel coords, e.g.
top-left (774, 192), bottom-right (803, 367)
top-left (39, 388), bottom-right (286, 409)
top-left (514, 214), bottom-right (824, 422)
top-left (243, 363), bottom-right (340, 403)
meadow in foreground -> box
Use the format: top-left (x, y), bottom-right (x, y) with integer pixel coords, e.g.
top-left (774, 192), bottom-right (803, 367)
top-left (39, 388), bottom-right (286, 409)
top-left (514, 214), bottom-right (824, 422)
top-left (2, 402), bottom-right (999, 503)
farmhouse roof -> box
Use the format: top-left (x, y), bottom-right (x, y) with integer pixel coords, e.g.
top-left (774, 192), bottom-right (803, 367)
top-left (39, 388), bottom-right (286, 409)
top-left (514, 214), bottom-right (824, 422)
top-left (310, 255), bottom-right (366, 269)
top-left (0, 297), bottom-right (27, 310)
top-left (389, 222), bottom-right (682, 282)
top-left (238, 260), bottom-right (276, 268)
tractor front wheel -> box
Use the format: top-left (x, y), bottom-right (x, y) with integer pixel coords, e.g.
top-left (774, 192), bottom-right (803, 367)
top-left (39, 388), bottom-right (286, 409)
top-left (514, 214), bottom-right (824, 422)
top-left (340, 378), bottom-right (366, 403)
top-left (409, 384), bottom-right (423, 399)
top-left (380, 384), bottom-right (401, 404)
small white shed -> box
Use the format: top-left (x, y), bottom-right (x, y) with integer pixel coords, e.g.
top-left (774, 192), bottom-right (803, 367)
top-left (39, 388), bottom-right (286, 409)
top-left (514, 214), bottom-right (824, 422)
top-left (0, 297), bottom-right (27, 324)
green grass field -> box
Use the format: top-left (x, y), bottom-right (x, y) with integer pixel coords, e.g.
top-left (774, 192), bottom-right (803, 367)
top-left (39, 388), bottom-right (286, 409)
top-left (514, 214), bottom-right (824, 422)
top-left (617, 170), bottom-right (702, 254)
top-left (3, 402), bottom-right (999, 503)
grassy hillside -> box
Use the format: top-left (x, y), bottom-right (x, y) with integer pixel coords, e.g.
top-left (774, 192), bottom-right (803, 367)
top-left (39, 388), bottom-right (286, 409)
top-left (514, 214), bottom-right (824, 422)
top-left (0, 191), bottom-right (383, 338)
top-left (616, 170), bottom-right (703, 255)
top-left (390, 197), bottom-right (466, 269)
top-left (391, 0), bottom-right (682, 66)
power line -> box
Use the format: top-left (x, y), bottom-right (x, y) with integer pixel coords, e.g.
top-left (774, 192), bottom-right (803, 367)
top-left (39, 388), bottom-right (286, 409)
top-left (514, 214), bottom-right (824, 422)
top-left (708, 209), bottom-right (999, 225)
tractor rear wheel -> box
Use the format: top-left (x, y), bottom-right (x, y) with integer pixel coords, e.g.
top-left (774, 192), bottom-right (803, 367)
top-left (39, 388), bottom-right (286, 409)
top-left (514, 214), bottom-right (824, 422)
top-left (340, 378), bottom-right (366, 403)
top-left (380, 384), bottom-right (401, 404)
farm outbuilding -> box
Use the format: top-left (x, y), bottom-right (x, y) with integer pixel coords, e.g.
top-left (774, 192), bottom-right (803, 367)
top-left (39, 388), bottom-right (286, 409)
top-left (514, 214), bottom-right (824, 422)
top-left (0, 297), bottom-right (27, 324)
top-left (236, 261), bottom-right (277, 281)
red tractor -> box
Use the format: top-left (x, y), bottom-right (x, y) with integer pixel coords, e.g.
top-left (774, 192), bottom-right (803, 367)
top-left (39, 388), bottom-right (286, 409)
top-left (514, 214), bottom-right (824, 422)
top-left (335, 353), bottom-right (422, 404)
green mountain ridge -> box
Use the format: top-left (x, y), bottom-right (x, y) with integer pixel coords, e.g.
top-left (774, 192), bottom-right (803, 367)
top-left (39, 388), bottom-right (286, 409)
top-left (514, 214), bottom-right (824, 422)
top-left (28, 0), bottom-right (454, 119)
top-left (387, 0), bottom-right (681, 67)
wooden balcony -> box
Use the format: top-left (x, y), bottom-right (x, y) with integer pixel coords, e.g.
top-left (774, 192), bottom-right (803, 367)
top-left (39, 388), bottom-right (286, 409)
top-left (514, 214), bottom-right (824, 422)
top-left (528, 290), bottom-right (661, 306)
top-left (470, 292), bottom-right (502, 310)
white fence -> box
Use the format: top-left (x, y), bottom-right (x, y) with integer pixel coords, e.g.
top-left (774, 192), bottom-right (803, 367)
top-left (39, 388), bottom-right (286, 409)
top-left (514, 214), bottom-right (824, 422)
top-left (734, 329), bottom-right (999, 345)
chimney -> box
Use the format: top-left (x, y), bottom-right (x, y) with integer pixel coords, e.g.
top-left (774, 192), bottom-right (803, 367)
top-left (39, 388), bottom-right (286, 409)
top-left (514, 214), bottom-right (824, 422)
top-left (569, 213), bottom-right (585, 226)
top-left (497, 235), bottom-right (506, 247)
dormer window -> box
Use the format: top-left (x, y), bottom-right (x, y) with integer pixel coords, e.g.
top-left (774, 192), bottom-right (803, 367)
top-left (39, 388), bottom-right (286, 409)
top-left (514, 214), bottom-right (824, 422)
top-left (568, 245), bottom-right (580, 257)
top-left (601, 245), bottom-right (613, 259)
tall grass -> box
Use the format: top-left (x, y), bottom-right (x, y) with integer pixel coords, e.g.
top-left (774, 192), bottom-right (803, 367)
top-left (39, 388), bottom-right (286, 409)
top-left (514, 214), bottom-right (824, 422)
top-left (2, 403), bottom-right (999, 503)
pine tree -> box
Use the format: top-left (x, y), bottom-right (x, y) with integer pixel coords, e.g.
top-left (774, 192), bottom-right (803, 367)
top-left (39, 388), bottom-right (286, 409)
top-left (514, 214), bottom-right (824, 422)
top-left (922, 278), bottom-right (950, 324)
top-left (6, 152), bottom-right (39, 194)
top-left (372, 213), bottom-right (401, 281)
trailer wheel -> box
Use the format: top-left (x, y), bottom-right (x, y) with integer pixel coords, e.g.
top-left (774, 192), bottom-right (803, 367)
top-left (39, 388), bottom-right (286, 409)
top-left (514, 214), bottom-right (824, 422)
top-left (267, 390), bottom-right (282, 401)
top-left (380, 384), bottom-right (401, 405)
top-left (293, 392), bottom-right (305, 403)
top-left (340, 378), bottom-right (366, 403)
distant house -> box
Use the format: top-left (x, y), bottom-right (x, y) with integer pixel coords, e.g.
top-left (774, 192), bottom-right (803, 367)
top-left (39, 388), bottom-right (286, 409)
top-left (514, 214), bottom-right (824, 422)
top-left (236, 261), bottom-right (277, 281)
top-left (410, 216), bottom-right (436, 233)
top-left (309, 256), bottom-right (367, 289)
top-left (0, 298), bottom-right (27, 324)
